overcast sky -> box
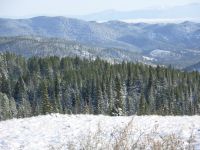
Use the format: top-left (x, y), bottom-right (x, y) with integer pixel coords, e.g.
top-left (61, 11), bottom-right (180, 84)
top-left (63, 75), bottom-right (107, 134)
top-left (0, 0), bottom-right (200, 18)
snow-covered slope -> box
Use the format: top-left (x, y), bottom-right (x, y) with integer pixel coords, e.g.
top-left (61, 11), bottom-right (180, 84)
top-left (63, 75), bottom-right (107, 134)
top-left (0, 114), bottom-right (200, 150)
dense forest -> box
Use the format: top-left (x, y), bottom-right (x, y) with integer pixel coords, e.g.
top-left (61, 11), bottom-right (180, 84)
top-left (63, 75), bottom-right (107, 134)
top-left (0, 53), bottom-right (200, 120)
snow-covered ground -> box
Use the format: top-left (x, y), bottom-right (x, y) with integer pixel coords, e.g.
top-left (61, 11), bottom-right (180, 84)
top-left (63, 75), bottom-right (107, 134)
top-left (0, 114), bottom-right (200, 150)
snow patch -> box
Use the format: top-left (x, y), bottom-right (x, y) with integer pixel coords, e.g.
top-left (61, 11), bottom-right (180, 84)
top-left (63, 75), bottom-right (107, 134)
top-left (142, 56), bottom-right (155, 61)
top-left (150, 49), bottom-right (181, 58)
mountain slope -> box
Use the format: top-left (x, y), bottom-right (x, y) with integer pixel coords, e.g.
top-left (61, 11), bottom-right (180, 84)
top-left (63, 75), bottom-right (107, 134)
top-left (0, 16), bottom-right (200, 67)
top-left (0, 36), bottom-right (140, 62)
top-left (0, 16), bottom-right (140, 51)
top-left (1, 17), bottom-right (200, 51)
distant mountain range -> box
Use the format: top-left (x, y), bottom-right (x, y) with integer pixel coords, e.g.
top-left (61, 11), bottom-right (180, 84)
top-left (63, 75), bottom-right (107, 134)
top-left (0, 16), bottom-right (200, 68)
top-left (185, 61), bottom-right (200, 71)
top-left (78, 3), bottom-right (200, 22)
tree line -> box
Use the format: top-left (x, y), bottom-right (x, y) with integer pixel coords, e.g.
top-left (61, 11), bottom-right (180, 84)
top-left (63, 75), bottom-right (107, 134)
top-left (0, 53), bottom-right (200, 120)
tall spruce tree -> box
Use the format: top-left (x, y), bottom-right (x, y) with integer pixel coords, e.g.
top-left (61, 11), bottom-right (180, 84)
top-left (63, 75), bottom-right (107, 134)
top-left (41, 80), bottom-right (52, 114)
top-left (112, 75), bottom-right (124, 116)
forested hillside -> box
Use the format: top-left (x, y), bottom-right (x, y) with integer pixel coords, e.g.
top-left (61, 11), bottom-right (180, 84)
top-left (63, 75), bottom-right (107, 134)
top-left (0, 53), bottom-right (200, 120)
top-left (0, 36), bottom-right (140, 62)
top-left (1, 17), bottom-right (200, 67)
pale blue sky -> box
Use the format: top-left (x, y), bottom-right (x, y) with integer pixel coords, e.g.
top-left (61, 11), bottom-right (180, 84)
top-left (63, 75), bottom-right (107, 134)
top-left (0, 0), bottom-right (199, 18)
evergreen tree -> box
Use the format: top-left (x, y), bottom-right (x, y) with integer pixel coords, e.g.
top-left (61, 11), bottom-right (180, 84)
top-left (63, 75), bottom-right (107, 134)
top-left (96, 80), bottom-right (104, 114)
top-left (112, 75), bottom-right (124, 116)
top-left (41, 81), bottom-right (52, 114)
top-left (1, 74), bottom-right (11, 97)
top-left (54, 74), bottom-right (62, 113)
top-left (14, 76), bottom-right (31, 117)
top-left (0, 93), bottom-right (11, 120)
top-left (138, 92), bottom-right (147, 115)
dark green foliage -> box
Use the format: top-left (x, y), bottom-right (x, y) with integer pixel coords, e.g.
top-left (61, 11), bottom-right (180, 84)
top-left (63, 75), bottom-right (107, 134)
top-left (0, 74), bottom-right (11, 97)
top-left (41, 80), bottom-right (52, 114)
top-left (112, 75), bottom-right (124, 116)
top-left (0, 52), bottom-right (200, 120)
top-left (138, 93), bottom-right (147, 115)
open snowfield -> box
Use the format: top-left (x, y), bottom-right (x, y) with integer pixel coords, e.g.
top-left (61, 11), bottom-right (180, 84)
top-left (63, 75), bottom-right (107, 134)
top-left (0, 114), bottom-right (200, 150)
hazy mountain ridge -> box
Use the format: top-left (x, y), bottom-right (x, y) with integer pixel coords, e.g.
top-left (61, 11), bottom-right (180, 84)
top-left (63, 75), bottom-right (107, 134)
top-left (78, 3), bottom-right (200, 22)
top-left (185, 61), bottom-right (200, 71)
top-left (1, 17), bottom-right (200, 50)
top-left (0, 16), bottom-right (200, 67)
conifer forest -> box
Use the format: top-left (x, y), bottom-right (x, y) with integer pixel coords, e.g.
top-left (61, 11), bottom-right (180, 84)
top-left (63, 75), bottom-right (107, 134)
top-left (0, 53), bottom-right (200, 120)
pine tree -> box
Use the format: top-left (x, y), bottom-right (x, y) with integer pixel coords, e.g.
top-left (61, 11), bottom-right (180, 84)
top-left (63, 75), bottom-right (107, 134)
top-left (54, 74), bottom-right (62, 113)
top-left (0, 92), bottom-right (11, 120)
top-left (1, 74), bottom-right (11, 97)
top-left (96, 79), bottom-right (104, 114)
top-left (112, 75), bottom-right (124, 116)
top-left (138, 93), bottom-right (147, 115)
top-left (14, 76), bottom-right (31, 117)
top-left (107, 79), bottom-right (114, 115)
top-left (41, 81), bottom-right (52, 114)
top-left (9, 97), bottom-right (18, 118)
